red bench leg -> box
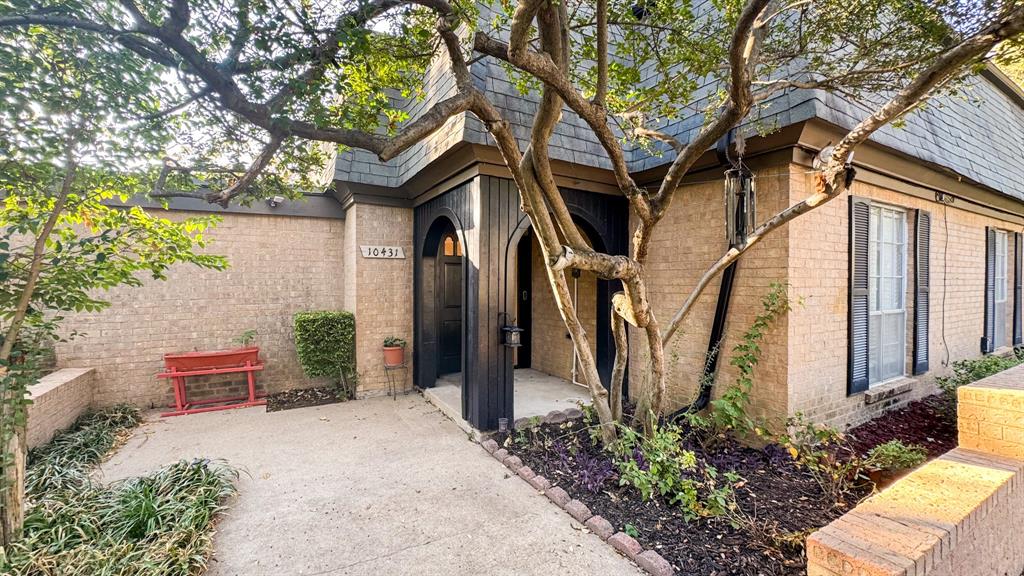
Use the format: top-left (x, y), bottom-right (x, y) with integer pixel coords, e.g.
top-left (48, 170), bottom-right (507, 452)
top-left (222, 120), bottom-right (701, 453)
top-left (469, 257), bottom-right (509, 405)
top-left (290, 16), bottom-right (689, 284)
top-left (245, 361), bottom-right (256, 402)
top-left (171, 368), bottom-right (185, 411)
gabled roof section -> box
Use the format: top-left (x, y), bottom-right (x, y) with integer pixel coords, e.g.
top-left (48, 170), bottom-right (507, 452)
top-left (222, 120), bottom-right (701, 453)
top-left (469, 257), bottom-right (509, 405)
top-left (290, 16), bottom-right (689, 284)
top-left (813, 70), bottom-right (1024, 201)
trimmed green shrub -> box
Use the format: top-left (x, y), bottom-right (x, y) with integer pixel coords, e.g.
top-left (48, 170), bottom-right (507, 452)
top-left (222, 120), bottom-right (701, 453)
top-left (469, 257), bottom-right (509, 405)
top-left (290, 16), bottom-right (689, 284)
top-left (293, 311), bottom-right (356, 380)
top-left (936, 349), bottom-right (1023, 413)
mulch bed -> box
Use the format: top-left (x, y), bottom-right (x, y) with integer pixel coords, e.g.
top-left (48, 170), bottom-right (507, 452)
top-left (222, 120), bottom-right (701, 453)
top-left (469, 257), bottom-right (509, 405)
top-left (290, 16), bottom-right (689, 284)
top-left (501, 420), bottom-right (870, 576)
top-left (266, 386), bottom-right (347, 412)
top-left (847, 394), bottom-right (958, 459)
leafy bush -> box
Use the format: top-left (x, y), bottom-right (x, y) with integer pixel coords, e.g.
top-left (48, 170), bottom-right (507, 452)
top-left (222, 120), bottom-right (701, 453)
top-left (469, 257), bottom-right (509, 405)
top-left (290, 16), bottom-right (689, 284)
top-left (293, 311), bottom-right (356, 380)
top-left (778, 413), bottom-right (864, 501)
top-left (613, 423), bottom-right (737, 520)
top-left (936, 351), bottom-right (1023, 408)
top-left (2, 405), bottom-right (238, 576)
top-left (865, 440), bottom-right (927, 472)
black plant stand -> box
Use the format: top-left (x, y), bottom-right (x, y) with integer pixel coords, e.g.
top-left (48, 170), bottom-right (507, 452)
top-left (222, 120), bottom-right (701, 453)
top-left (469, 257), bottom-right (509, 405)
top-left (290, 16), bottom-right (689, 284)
top-left (384, 363), bottom-right (409, 399)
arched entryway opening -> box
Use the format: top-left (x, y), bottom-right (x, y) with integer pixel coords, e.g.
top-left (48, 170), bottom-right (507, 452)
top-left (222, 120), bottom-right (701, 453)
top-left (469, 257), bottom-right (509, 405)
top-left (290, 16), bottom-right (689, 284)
top-left (504, 212), bottom-right (620, 424)
top-left (415, 214), bottom-right (468, 412)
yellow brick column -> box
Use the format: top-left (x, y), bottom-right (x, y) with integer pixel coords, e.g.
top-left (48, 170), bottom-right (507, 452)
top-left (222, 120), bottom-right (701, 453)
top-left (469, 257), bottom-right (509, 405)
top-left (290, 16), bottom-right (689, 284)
top-left (343, 203), bottom-right (415, 397)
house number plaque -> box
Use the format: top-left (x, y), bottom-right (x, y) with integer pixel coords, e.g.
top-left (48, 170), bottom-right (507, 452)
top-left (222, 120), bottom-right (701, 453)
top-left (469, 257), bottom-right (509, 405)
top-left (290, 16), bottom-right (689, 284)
top-left (360, 245), bottom-right (406, 259)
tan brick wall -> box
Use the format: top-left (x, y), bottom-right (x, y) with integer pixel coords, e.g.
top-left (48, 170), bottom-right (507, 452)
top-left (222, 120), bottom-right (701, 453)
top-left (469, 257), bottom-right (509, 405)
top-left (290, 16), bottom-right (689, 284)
top-left (528, 234), bottom-right (598, 382)
top-left (54, 210), bottom-right (346, 409)
top-left (628, 165), bottom-right (792, 423)
top-left (958, 371), bottom-right (1024, 460)
top-left (343, 203), bottom-right (414, 395)
top-left (787, 170), bottom-right (1024, 429)
top-left (26, 368), bottom-right (95, 448)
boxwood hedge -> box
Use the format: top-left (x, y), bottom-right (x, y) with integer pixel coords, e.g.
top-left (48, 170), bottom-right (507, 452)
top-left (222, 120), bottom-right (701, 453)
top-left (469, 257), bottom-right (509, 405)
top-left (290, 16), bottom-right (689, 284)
top-left (293, 311), bottom-right (356, 380)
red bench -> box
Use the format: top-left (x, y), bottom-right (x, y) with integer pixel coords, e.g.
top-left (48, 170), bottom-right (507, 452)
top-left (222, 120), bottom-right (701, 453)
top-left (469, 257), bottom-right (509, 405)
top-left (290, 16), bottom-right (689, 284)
top-left (158, 347), bottom-right (266, 417)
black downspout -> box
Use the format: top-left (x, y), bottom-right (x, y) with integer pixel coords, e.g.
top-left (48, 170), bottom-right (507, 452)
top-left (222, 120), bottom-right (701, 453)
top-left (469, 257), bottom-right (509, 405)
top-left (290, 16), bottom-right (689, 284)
top-left (670, 130), bottom-right (745, 421)
top-left (670, 260), bottom-right (739, 420)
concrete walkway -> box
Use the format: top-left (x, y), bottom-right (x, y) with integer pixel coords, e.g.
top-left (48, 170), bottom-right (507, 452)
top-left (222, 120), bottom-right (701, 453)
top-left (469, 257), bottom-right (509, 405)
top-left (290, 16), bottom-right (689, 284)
top-left (99, 394), bottom-right (641, 576)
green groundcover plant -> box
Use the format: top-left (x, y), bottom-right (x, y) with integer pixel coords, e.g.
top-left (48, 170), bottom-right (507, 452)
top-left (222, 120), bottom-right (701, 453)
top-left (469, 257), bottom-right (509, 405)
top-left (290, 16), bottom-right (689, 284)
top-left (0, 406), bottom-right (238, 576)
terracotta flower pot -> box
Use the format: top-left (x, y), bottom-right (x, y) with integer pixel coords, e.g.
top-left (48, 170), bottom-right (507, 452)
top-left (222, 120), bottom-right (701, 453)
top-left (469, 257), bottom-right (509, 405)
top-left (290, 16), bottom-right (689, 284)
top-left (383, 346), bottom-right (405, 367)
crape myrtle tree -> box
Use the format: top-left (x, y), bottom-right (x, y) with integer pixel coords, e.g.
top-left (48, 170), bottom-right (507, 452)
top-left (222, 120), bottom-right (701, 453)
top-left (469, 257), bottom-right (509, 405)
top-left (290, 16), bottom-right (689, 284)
top-left (2, 0), bottom-right (1022, 446)
top-left (0, 26), bottom-right (227, 543)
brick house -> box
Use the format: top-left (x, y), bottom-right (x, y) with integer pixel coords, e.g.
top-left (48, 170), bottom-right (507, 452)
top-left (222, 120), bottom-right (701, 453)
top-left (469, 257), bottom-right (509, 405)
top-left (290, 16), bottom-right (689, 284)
top-left (56, 43), bottom-right (1024, 434)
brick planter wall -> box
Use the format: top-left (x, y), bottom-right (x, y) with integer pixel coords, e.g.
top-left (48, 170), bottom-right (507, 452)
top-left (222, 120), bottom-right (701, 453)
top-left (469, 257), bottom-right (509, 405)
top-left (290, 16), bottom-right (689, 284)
top-left (806, 364), bottom-right (1024, 576)
top-left (26, 368), bottom-right (95, 448)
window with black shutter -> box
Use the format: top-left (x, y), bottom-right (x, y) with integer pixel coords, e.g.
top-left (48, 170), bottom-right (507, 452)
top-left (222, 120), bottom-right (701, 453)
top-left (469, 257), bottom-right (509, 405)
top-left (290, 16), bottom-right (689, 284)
top-left (913, 210), bottom-right (930, 375)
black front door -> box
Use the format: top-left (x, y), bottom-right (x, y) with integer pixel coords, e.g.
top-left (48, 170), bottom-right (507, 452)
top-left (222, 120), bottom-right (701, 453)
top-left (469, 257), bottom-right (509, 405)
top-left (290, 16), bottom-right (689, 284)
top-left (516, 232), bottom-right (532, 368)
top-left (437, 234), bottom-right (463, 374)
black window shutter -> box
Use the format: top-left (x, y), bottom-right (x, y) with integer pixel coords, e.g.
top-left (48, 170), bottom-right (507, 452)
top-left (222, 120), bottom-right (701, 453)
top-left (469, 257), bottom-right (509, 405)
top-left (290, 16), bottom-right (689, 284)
top-left (1014, 232), bottom-right (1022, 347)
top-left (983, 227), bottom-right (996, 354)
top-left (913, 210), bottom-right (931, 375)
top-left (848, 197), bottom-right (871, 395)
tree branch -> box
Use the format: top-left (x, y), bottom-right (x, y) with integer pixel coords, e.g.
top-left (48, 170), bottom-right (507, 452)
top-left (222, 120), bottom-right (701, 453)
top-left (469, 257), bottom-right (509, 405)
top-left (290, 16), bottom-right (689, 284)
top-left (205, 133), bottom-right (285, 206)
top-left (662, 4), bottom-right (1024, 344)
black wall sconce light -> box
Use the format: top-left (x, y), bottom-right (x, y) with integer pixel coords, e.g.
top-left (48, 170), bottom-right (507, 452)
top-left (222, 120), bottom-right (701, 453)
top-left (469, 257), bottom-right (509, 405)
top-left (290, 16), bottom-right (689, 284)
top-left (500, 313), bottom-right (524, 348)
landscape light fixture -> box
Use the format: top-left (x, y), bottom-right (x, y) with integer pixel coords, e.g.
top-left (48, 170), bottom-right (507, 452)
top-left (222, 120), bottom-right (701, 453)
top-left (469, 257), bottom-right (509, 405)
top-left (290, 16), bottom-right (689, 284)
top-left (724, 168), bottom-right (756, 248)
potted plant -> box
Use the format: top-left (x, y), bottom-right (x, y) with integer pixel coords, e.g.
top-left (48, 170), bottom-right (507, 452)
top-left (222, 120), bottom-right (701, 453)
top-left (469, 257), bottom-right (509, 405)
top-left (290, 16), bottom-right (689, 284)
top-left (383, 336), bottom-right (406, 367)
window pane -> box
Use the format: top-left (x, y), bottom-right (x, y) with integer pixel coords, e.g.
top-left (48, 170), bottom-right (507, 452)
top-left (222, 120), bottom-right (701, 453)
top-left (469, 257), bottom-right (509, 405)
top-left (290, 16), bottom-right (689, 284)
top-left (867, 206), bottom-right (907, 385)
top-left (869, 316), bottom-right (881, 384)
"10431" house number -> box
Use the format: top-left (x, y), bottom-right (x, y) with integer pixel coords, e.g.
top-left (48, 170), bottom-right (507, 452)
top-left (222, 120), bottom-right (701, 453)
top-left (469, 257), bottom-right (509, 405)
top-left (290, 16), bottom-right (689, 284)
top-left (360, 245), bottom-right (406, 259)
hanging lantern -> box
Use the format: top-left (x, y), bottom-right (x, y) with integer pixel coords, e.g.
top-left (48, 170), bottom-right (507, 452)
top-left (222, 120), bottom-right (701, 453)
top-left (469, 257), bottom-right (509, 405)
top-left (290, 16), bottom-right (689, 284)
top-left (724, 168), bottom-right (756, 248)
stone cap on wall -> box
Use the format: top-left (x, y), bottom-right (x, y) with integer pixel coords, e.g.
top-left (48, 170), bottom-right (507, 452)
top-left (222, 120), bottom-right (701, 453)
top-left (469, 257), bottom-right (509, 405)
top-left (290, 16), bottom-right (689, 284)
top-left (27, 367), bottom-right (95, 448)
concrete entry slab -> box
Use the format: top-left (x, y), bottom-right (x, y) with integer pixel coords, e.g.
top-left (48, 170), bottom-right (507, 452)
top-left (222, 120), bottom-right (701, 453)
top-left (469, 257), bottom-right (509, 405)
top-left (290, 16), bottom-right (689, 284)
top-left (98, 395), bottom-right (638, 576)
top-left (424, 368), bottom-right (592, 432)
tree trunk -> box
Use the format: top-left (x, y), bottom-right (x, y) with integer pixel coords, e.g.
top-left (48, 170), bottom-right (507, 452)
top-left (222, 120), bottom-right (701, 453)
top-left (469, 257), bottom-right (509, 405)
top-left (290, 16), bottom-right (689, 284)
top-left (0, 157), bottom-right (76, 544)
top-left (0, 425), bottom-right (25, 546)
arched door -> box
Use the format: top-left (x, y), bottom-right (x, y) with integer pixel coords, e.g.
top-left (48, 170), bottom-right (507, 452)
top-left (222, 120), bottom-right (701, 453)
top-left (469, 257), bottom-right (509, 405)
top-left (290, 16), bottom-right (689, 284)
top-left (437, 231), bottom-right (463, 374)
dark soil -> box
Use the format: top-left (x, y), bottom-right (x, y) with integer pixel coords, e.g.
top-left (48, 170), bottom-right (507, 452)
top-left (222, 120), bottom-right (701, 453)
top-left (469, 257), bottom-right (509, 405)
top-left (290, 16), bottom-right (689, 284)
top-left (501, 421), bottom-right (870, 576)
top-left (266, 386), bottom-right (347, 412)
top-left (847, 394), bottom-right (958, 458)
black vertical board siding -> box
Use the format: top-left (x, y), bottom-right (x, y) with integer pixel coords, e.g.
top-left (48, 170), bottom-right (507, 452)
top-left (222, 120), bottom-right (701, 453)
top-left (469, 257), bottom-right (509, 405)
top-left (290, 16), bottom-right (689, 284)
top-left (913, 210), bottom-right (930, 375)
top-left (486, 176), bottom-right (500, 428)
top-left (848, 196), bottom-right (871, 395)
top-left (1015, 232), bottom-right (1022, 347)
top-left (413, 181), bottom-right (481, 424)
top-left (983, 227), bottom-right (996, 354)
top-left (416, 175), bottom-right (628, 431)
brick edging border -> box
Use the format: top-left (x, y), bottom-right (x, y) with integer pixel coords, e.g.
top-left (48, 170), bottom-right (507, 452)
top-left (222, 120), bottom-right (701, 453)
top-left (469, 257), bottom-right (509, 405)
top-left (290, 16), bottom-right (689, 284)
top-left (480, 437), bottom-right (674, 576)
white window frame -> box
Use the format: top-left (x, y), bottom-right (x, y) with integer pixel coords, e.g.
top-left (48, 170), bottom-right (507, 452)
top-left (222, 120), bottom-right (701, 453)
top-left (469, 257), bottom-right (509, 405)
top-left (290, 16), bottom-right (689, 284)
top-left (995, 230), bottom-right (1008, 348)
top-left (868, 204), bottom-right (908, 386)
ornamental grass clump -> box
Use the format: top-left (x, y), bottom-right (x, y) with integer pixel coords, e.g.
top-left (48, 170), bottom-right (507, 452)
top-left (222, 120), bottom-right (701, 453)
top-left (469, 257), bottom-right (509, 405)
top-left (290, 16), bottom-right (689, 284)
top-left (1, 406), bottom-right (238, 576)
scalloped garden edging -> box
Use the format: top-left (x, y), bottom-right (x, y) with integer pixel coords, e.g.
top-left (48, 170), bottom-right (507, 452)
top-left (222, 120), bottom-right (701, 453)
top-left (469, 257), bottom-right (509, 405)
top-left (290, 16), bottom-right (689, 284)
top-left (480, 436), bottom-right (674, 576)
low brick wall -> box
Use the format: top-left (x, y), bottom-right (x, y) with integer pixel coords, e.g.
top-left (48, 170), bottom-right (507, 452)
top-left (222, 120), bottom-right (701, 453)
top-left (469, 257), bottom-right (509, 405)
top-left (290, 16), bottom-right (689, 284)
top-left (26, 368), bottom-right (95, 448)
top-left (806, 364), bottom-right (1024, 576)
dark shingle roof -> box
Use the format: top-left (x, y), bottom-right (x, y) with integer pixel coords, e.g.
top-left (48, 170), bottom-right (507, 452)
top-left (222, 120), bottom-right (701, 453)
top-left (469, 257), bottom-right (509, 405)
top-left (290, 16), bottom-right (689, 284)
top-left (335, 46), bottom-right (1024, 202)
